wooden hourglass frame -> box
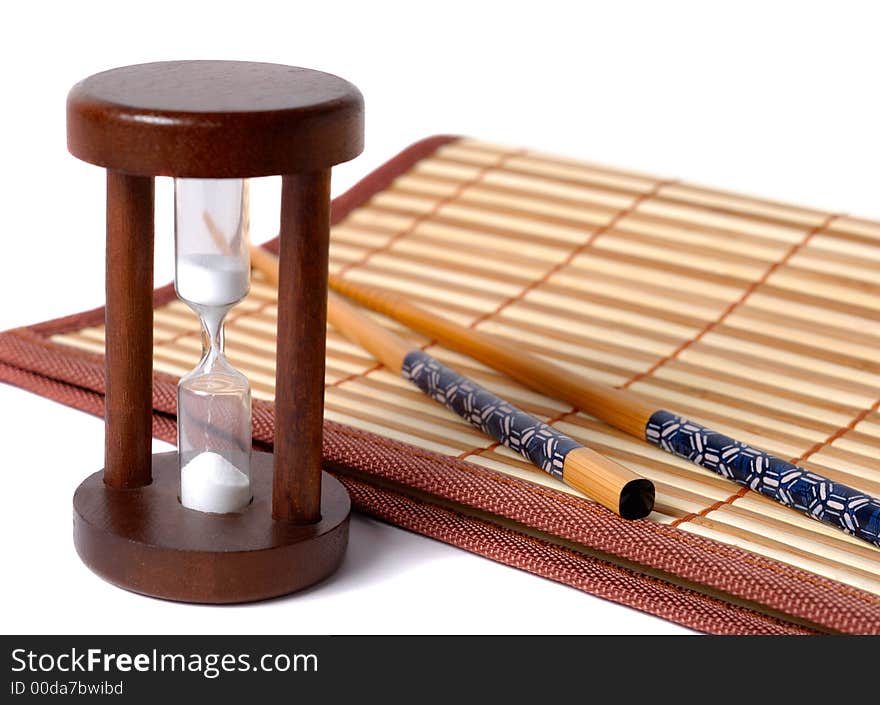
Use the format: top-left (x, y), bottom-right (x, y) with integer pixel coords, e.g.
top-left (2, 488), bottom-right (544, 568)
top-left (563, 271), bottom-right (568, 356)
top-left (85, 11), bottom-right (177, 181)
top-left (66, 61), bottom-right (363, 603)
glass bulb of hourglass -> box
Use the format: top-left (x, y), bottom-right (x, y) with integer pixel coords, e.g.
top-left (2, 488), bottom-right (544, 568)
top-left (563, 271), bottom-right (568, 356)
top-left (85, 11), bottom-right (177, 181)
top-left (174, 178), bottom-right (253, 514)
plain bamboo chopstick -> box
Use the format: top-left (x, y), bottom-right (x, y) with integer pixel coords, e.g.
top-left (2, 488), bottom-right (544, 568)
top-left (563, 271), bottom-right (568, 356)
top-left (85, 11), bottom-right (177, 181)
top-left (323, 272), bottom-right (880, 549)
top-left (326, 273), bottom-right (658, 437)
top-left (251, 244), bottom-right (654, 519)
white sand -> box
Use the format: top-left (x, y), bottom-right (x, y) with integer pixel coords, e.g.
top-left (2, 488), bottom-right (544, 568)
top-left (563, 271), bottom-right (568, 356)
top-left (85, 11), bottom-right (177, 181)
top-left (176, 253), bottom-right (249, 307)
top-left (180, 451), bottom-right (251, 513)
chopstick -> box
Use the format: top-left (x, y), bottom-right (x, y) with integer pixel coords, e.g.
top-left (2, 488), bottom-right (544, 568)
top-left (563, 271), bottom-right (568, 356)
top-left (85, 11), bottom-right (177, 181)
top-left (250, 244), bottom-right (655, 519)
top-left (323, 272), bottom-right (880, 549)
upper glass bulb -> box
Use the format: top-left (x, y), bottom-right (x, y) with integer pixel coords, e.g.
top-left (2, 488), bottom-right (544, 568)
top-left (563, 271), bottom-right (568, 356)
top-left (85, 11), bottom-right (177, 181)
top-left (174, 178), bottom-right (250, 307)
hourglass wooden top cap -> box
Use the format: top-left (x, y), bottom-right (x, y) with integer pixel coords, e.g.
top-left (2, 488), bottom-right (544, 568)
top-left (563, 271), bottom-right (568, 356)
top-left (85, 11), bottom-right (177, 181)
top-left (67, 61), bottom-right (364, 178)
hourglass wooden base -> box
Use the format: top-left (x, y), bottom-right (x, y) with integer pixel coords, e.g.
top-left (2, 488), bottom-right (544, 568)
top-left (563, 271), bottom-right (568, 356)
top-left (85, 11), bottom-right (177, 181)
top-left (72, 451), bottom-right (351, 603)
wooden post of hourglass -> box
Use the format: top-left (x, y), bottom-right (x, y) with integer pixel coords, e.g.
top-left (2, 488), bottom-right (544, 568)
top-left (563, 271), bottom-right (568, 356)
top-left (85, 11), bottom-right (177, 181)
top-left (274, 172), bottom-right (332, 524)
top-left (105, 172), bottom-right (155, 490)
top-left (66, 61), bottom-right (364, 603)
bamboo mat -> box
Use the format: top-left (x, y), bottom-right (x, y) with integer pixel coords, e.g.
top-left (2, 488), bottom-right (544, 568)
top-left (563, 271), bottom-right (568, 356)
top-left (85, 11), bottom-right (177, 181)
top-left (54, 138), bottom-right (880, 595)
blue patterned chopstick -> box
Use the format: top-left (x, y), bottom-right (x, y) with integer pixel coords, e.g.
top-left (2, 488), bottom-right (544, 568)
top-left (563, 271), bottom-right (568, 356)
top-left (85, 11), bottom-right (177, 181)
top-left (402, 350), bottom-right (653, 519)
top-left (646, 410), bottom-right (880, 546)
top-left (403, 350), bottom-right (579, 480)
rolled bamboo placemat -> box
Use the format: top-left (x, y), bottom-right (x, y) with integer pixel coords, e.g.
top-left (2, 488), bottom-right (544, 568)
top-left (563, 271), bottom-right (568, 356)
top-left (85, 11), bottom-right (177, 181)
top-left (327, 273), bottom-right (880, 547)
top-left (28, 136), bottom-right (880, 620)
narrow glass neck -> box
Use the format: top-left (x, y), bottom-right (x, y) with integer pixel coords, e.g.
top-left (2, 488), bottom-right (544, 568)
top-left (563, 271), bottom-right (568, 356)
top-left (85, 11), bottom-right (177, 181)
top-left (197, 304), bottom-right (230, 365)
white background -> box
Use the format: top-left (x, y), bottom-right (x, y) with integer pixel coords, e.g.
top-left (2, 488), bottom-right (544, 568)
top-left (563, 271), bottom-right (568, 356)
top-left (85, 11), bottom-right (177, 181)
top-left (1, 1), bottom-right (878, 634)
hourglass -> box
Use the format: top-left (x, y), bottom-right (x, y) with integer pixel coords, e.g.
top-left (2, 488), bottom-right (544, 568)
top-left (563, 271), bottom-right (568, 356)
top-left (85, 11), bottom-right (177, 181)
top-left (175, 178), bottom-right (253, 514)
top-left (66, 61), bottom-right (364, 602)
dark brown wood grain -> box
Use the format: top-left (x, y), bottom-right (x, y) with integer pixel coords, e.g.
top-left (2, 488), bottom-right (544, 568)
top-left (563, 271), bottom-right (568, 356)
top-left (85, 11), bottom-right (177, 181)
top-left (273, 172), bottom-right (332, 524)
top-left (73, 452), bottom-right (351, 603)
top-left (67, 61), bottom-right (364, 178)
top-left (104, 171), bottom-right (154, 489)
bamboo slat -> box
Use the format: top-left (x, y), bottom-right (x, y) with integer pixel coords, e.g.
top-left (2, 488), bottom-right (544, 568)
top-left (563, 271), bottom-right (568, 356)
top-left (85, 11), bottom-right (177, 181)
top-left (52, 138), bottom-right (880, 593)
